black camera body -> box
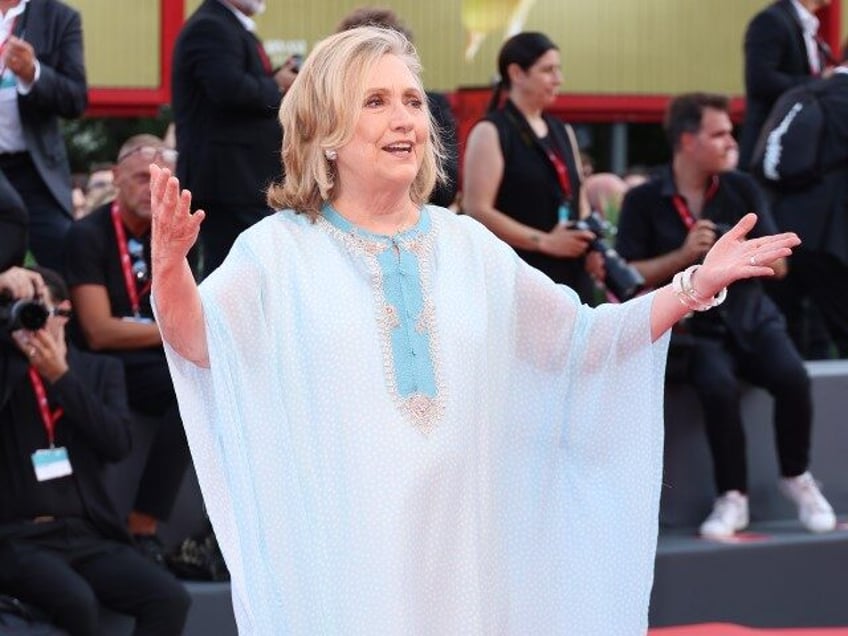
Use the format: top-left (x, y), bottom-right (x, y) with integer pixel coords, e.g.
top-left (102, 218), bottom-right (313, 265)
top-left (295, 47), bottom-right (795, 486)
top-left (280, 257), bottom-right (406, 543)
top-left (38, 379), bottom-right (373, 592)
top-left (713, 222), bottom-right (733, 239)
top-left (0, 294), bottom-right (49, 332)
top-left (570, 213), bottom-right (645, 302)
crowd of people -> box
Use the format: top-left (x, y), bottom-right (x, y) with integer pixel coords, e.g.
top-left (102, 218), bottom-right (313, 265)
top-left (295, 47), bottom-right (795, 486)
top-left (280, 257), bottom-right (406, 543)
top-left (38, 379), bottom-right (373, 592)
top-left (0, 0), bottom-right (845, 633)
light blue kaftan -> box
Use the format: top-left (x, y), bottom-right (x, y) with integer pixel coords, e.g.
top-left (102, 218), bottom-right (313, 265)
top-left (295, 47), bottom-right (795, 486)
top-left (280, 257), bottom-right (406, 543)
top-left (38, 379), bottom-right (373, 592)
top-left (159, 205), bottom-right (670, 635)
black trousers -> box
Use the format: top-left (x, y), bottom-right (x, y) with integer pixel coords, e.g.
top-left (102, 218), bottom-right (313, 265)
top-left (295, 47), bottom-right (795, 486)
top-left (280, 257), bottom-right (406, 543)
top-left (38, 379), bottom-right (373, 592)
top-left (116, 349), bottom-right (191, 522)
top-left (0, 518), bottom-right (190, 636)
top-left (0, 152), bottom-right (71, 273)
top-left (687, 326), bottom-right (812, 494)
top-left (766, 250), bottom-right (848, 358)
top-left (196, 200), bottom-right (270, 278)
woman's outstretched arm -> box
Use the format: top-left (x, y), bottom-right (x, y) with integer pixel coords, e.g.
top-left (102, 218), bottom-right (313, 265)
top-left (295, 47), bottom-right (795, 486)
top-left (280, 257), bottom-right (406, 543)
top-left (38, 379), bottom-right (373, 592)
top-left (649, 213), bottom-right (799, 342)
top-left (150, 164), bottom-right (209, 367)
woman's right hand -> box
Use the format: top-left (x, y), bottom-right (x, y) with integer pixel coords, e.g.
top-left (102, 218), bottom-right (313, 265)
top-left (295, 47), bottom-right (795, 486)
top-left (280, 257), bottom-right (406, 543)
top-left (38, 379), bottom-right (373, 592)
top-left (150, 164), bottom-right (205, 273)
top-left (540, 225), bottom-right (595, 258)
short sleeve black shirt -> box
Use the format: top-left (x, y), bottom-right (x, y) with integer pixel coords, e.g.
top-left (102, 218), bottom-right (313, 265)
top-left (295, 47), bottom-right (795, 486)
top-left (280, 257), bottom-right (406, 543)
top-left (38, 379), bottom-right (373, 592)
top-left (64, 204), bottom-right (154, 321)
top-left (616, 167), bottom-right (785, 346)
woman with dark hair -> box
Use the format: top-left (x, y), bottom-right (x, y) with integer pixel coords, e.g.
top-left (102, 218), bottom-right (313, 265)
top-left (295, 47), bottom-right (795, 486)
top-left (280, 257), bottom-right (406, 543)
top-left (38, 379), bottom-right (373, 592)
top-left (463, 32), bottom-right (598, 303)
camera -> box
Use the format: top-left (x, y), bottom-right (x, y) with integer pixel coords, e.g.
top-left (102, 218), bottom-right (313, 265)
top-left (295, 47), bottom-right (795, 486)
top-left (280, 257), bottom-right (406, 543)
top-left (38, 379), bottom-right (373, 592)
top-left (570, 212), bottom-right (645, 302)
top-left (713, 222), bottom-right (732, 239)
top-left (0, 293), bottom-right (49, 332)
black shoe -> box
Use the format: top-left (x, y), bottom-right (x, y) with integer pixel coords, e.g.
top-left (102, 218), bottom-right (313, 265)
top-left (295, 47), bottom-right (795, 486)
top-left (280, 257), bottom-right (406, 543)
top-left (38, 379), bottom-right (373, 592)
top-left (166, 525), bottom-right (230, 582)
top-left (133, 533), bottom-right (168, 568)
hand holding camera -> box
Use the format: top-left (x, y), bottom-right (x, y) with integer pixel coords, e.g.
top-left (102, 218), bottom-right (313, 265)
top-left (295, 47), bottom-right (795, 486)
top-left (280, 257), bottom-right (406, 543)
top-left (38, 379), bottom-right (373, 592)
top-left (569, 213), bottom-right (646, 302)
top-left (682, 219), bottom-right (724, 264)
top-left (0, 268), bottom-right (50, 332)
top-left (540, 223), bottom-right (594, 258)
top-left (12, 327), bottom-right (69, 383)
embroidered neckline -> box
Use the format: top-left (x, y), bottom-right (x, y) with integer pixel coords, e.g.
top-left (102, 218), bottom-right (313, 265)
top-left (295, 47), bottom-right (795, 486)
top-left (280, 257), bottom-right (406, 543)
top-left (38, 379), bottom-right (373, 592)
top-left (321, 204), bottom-right (428, 242)
top-left (317, 205), bottom-right (445, 435)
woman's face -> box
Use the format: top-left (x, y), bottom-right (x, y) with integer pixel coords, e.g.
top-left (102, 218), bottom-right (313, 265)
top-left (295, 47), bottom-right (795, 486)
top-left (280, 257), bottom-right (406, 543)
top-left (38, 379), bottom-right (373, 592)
top-left (334, 54), bottom-right (429, 194)
top-left (513, 48), bottom-right (562, 107)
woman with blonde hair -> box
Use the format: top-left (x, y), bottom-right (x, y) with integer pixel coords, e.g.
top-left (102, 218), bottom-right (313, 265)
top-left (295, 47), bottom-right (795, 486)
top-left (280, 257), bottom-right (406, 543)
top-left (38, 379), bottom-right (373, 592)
top-left (150, 26), bottom-right (799, 634)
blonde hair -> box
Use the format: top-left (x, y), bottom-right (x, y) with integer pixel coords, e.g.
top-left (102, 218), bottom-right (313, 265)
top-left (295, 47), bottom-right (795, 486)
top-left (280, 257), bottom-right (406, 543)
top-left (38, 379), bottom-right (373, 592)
top-left (266, 26), bottom-right (445, 218)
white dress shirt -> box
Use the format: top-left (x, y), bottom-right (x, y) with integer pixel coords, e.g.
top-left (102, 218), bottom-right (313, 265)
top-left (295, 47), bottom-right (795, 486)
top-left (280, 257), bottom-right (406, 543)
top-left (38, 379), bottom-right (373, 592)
top-left (790, 0), bottom-right (823, 74)
top-left (0, 0), bottom-right (30, 153)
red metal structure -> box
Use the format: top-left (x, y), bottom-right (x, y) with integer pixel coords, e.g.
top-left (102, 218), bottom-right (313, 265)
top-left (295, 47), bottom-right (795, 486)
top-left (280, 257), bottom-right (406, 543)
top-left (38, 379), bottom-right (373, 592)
top-left (86, 0), bottom-right (184, 117)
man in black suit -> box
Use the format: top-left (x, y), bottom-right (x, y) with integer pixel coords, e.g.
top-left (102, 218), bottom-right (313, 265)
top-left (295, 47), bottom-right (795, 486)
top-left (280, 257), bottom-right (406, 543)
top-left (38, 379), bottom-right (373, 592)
top-left (0, 0), bottom-right (87, 272)
top-left (738, 0), bottom-right (833, 169)
top-left (0, 266), bottom-right (190, 636)
top-left (764, 44), bottom-right (848, 356)
top-left (171, 0), bottom-right (297, 277)
top-left (0, 168), bottom-right (27, 270)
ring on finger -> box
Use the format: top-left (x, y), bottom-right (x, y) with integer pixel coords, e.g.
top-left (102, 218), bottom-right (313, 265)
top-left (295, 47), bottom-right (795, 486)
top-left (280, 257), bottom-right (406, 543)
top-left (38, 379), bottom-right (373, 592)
top-left (28, 347), bottom-right (36, 357)
top-left (749, 255), bottom-right (757, 266)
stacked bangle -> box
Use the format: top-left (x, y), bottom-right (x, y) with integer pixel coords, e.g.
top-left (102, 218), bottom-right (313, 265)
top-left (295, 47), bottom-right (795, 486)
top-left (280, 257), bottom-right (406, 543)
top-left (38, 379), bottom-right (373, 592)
top-left (672, 265), bottom-right (727, 312)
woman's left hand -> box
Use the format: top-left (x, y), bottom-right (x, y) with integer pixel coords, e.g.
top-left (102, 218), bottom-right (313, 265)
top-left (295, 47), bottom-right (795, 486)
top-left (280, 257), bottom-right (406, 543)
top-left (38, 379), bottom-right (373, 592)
top-left (693, 213), bottom-right (800, 297)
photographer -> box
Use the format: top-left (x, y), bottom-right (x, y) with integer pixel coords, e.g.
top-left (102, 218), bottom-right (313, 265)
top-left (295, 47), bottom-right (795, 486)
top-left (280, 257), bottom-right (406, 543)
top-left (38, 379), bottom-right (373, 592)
top-left (615, 93), bottom-right (835, 540)
top-left (0, 266), bottom-right (190, 636)
top-left (463, 32), bottom-right (601, 304)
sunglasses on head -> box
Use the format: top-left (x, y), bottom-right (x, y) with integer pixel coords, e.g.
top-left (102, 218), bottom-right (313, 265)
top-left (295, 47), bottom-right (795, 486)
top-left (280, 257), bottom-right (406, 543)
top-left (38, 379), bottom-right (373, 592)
top-left (127, 238), bottom-right (149, 283)
top-left (117, 146), bottom-right (178, 165)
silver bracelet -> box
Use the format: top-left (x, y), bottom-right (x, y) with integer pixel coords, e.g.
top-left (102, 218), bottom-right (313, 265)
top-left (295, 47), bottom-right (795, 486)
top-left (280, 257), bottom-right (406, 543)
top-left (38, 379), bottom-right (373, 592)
top-left (672, 265), bottom-right (727, 312)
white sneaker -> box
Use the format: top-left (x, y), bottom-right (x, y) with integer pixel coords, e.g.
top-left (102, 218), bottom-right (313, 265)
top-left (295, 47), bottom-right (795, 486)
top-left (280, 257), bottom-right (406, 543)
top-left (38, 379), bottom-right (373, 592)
top-left (699, 490), bottom-right (749, 539)
top-left (779, 472), bottom-right (837, 533)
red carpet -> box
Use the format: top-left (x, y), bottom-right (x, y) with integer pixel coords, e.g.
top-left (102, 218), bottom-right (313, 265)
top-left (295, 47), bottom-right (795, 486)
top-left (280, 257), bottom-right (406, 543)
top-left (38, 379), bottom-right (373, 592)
top-left (650, 625), bottom-right (848, 635)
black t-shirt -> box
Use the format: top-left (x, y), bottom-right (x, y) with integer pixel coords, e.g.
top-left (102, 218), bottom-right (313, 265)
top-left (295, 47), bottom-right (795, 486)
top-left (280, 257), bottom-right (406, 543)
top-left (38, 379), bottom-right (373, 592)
top-left (65, 204), bottom-right (154, 322)
top-left (616, 167), bottom-right (785, 347)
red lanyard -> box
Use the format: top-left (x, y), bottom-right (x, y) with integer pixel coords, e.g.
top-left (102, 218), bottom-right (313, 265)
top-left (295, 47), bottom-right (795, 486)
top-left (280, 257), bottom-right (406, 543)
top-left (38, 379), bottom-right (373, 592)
top-left (671, 175), bottom-right (720, 230)
top-left (255, 39), bottom-right (272, 75)
top-left (110, 202), bottom-right (150, 317)
top-left (544, 146), bottom-right (573, 201)
top-left (0, 16), bottom-right (18, 75)
top-left (28, 367), bottom-right (63, 447)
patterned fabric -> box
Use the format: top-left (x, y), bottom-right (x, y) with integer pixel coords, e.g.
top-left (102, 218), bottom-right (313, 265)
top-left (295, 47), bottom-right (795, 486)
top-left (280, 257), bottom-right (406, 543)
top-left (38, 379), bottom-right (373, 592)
top-left (159, 205), bottom-right (670, 635)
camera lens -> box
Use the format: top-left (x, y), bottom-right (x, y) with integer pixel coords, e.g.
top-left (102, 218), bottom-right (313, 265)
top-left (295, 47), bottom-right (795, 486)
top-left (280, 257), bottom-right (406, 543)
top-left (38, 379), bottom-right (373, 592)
top-left (3, 299), bottom-right (49, 332)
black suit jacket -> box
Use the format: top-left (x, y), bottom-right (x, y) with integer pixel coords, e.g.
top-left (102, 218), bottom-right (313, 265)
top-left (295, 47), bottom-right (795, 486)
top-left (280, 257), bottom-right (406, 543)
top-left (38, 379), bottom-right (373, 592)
top-left (739, 0), bottom-right (815, 168)
top-left (426, 91), bottom-right (459, 208)
top-left (771, 73), bottom-right (848, 264)
top-left (0, 170), bottom-right (28, 269)
top-left (171, 0), bottom-right (283, 208)
top-left (15, 0), bottom-right (87, 218)
top-left (0, 341), bottom-right (132, 543)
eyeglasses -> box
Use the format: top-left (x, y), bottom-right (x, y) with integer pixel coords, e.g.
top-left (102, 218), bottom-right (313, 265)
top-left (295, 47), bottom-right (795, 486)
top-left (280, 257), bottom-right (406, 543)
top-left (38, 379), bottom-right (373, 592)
top-left (117, 146), bottom-right (178, 165)
top-left (127, 238), bottom-right (150, 283)
top-left (87, 179), bottom-right (112, 191)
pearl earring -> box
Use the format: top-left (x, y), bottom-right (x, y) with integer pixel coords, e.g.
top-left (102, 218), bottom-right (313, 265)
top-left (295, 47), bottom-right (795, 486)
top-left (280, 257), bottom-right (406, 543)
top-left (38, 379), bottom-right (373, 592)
top-left (324, 149), bottom-right (337, 161)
